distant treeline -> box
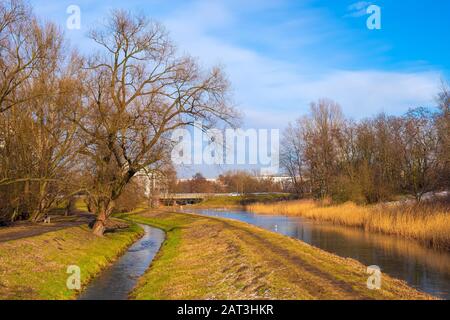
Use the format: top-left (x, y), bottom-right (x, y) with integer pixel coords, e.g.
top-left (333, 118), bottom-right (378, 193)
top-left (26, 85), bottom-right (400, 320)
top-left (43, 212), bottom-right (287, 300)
top-left (175, 171), bottom-right (286, 194)
top-left (281, 97), bottom-right (450, 204)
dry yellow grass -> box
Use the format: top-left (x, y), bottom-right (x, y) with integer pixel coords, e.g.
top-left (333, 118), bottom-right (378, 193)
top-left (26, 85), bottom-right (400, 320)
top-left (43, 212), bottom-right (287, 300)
top-left (128, 211), bottom-right (432, 300)
top-left (247, 200), bottom-right (450, 250)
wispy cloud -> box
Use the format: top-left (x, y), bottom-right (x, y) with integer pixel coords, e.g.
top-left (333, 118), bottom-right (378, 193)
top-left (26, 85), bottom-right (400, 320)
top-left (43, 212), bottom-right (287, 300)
top-left (345, 1), bottom-right (372, 18)
top-left (162, 1), bottom-right (441, 128)
top-left (29, 0), bottom-right (444, 129)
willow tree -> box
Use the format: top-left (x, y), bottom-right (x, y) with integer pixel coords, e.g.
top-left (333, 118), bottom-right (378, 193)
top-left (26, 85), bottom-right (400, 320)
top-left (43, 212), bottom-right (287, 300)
top-left (79, 11), bottom-right (237, 235)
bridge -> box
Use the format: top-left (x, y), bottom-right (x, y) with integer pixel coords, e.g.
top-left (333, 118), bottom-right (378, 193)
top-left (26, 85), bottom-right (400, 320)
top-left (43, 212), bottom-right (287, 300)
top-left (159, 193), bottom-right (208, 205)
top-left (158, 193), bottom-right (237, 205)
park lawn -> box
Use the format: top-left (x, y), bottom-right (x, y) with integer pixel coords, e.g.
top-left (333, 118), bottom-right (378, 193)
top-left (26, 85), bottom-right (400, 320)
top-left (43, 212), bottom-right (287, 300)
top-left (0, 222), bottom-right (143, 300)
top-left (127, 211), bottom-right (433, 300)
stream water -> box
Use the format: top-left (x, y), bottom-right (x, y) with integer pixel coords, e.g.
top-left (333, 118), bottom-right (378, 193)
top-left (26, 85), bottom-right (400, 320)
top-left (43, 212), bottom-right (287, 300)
top-left (194, 209), bottom-right (450, 300)
top-left (78, 224), bottom-right (164, 300)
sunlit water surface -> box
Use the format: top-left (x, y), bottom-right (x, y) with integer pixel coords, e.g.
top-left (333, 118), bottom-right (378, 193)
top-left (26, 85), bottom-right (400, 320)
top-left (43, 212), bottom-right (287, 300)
top-left (78, 224), bottom-right (164, 300)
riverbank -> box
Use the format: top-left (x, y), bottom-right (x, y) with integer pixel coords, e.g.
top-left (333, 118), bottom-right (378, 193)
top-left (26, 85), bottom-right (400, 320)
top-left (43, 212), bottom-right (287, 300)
top-left (0, 221), bottom-right (143, 299)
top-left (247, 199), bottom-right (450, 250)
top-left (126, 211), bottom-right (432, 300)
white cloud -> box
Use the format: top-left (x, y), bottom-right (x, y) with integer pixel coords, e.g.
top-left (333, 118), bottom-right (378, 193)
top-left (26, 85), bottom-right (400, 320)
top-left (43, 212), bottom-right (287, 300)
top-left (31, 0), bottom-right (443, 129)
top-left (161, 1), bottom-right (441, 129)
top-left (280, 70), bottom-right (441, 119)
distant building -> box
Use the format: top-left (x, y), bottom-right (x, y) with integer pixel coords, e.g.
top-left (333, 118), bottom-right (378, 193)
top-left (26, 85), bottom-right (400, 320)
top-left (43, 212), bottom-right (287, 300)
top-left (135, 170), bottom-right (170, 207)
top-left (177, 178), bottom-right (219, 183)
top-left (254, 175), bottom-right (292, 183)
top-left (177, 175), bottom-right (292, 183)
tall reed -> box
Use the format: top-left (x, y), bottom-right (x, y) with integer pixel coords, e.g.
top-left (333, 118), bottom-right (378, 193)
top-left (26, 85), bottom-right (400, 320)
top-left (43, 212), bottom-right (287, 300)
top-left (246, 199), bottom-right (450, 250)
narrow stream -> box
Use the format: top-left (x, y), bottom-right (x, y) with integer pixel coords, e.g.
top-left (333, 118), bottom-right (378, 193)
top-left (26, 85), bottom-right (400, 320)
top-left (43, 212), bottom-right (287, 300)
top-left (194, 209), bottom-right (450, 300)
top-left (78, 224), bottom-right (164, 300)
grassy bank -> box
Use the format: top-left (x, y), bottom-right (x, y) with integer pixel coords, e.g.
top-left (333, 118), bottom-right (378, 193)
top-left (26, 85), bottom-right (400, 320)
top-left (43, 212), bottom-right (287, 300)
top-left (0, 222), bottom-right (143, 299)
top-left (127, 211), bottom-right (431, 300)
top-left (247, 200), bottom-right (450, 250)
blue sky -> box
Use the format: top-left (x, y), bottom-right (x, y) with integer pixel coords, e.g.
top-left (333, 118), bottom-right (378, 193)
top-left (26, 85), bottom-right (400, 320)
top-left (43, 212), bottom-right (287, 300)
top-left (28, 0), bottom-right (449, 177)
top-left (29, 0), bottom-right (449, 129)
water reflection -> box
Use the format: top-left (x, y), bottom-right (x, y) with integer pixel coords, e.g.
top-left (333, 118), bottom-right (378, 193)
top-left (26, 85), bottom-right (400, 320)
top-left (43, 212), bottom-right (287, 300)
top-left (195, 209), bottom-right (450, 299)
top-left (78, 225), bottom-right (165, 300)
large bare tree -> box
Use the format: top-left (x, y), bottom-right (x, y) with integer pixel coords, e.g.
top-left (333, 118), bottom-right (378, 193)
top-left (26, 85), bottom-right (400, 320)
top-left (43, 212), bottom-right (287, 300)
top-left (78, 11), bottom-right (237, 235)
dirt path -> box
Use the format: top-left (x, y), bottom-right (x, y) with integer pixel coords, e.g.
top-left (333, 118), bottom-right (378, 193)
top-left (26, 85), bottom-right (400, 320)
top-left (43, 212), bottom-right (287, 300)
top-left (0, 212), bottom-right (95, 243)
top-left (216, 218), bottom-right (367, 299)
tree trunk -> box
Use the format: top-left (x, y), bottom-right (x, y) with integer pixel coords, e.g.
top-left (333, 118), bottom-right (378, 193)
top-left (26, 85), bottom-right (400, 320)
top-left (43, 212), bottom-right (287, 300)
top-left (92, 200), bottom-right (114, 236)
top-left (65, 197), bottom-right (76, 216)
top-left (92, 212), bottom-right (107, 236)
top-left (30, 199), bottom-right (47, 222)
top-left (31, 210), bottom-right (43, 223)
top-left (30, 181), bottom-right (48, 222)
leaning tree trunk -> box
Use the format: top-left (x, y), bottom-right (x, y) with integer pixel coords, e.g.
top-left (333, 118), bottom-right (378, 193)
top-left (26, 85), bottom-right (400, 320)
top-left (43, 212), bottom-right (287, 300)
top-left (30, 181), bottom-right (49, 222)
top-left (92, 199), bottom-right (114, 236)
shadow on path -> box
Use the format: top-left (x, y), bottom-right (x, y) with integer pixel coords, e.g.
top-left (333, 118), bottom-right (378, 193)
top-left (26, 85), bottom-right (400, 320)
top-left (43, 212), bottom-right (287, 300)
top-left (0, 212), bottom-right (95, 242)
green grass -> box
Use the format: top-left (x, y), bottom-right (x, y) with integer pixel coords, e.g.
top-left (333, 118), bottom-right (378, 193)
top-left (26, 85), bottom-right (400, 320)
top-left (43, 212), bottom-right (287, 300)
top-left (0, 222), bottom-right (143, 300)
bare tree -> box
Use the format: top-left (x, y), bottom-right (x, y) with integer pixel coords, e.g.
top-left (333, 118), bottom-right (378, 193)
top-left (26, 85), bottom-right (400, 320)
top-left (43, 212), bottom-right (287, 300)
top-left (78, 11), bottom-right (237, 235)
top-left (280, 91), bottom-right (450, 204)
top-left (0, 13), bottom-right (83, 222)
top-left (280, 121), bottom-right (308, 195)
top-left (0, 0), bottom-right (50, 113)
top-left (436, 82), bottom-right (450, 190)
top-left (400, 108), bottom-right (440, 201)
top-left (304, 99), bottom-right (343, 198)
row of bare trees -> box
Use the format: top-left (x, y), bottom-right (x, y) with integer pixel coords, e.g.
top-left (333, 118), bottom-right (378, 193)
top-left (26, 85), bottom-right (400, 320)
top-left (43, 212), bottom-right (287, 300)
top-left (175, 171), bottom-right (285, 194)
top-left (281, 92), bottom-right (449, 204)
top-left (0, 0), bottom-right (237, 234)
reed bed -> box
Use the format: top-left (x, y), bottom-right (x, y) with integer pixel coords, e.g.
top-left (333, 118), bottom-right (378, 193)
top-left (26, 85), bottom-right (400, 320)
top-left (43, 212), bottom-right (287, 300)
top-left (246, 199), bottom-right (450, 250)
